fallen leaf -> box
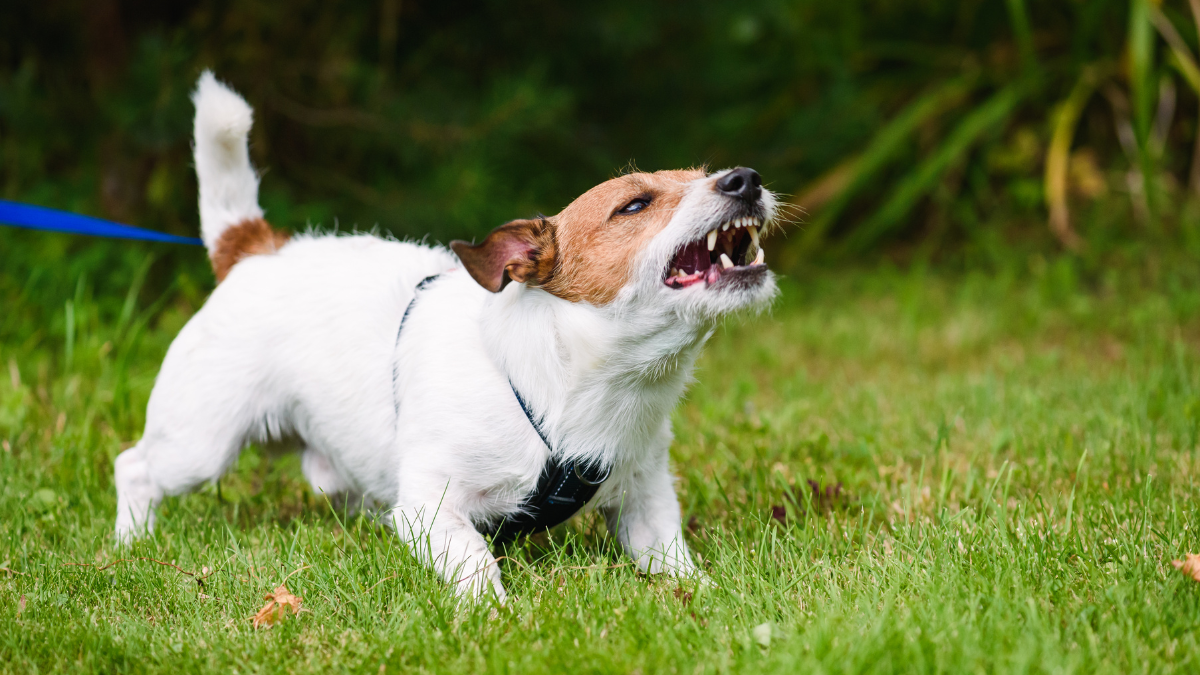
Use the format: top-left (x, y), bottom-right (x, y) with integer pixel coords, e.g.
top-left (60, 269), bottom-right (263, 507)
top-left (251, 584), bottom-right (303, 628)
top-left (17, 595), bottom-right (26, 615)
top-left (1172, 553), bottom-right (1200, 583)
top-left (770, 505), bottom-right (787, 524)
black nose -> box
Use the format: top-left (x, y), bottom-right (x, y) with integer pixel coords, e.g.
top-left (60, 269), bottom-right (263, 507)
top-left (715, 167), bottom-right (762, 202)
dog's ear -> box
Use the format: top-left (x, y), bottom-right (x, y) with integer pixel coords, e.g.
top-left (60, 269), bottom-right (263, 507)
top-left (451, 218), bottom-right (555, 293)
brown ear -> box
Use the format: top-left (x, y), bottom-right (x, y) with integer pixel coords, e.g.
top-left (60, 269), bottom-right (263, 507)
top-left (450, 218), bottom-right (554, 293)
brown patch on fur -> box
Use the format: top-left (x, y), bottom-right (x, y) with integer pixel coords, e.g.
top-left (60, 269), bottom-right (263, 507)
top-left (453, 168), bottom-right (706, 304)
top-left (210, 218), bottom-right (290, 282)
top-left (543, 169), bottom-right (704, 304)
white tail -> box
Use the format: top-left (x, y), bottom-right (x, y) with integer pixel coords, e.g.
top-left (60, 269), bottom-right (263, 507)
top-left (192, 71), bottom-right (263, 251)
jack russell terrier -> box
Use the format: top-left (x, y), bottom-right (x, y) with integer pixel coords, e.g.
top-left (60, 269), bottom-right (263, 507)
top-left (113, 72), bottom-right (780, 602)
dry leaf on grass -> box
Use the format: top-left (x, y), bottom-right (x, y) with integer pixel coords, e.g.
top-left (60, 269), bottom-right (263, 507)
top-left (251, 584), bottom-right (303, 628)
top-left (1172, 553), bottom-right (1200, 583)
top-left (770, 505), bottom-right (787, 525)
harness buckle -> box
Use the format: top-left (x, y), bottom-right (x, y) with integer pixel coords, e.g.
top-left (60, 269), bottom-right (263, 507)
top-left (573, 461), bottom-right (610, 486)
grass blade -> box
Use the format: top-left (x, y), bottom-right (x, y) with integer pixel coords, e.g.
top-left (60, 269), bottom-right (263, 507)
top-left (115, 254), bottom-right (155, 342)
top-left (63, 299), bottom-right (75, 370)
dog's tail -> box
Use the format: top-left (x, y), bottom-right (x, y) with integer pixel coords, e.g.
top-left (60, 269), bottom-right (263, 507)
top-left (192, 71), bottom-right (288, 282)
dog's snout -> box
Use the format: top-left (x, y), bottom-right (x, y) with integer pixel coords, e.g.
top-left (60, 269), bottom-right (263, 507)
top-left (715, 167), bottom-right (762, 202)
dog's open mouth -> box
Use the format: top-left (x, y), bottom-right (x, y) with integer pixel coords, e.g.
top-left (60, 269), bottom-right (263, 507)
top-left (664, 216), bottom-right (766, 289)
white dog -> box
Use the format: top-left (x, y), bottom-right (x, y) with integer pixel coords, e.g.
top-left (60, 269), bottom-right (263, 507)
top-left (113, 72), bottom-right (779, 602)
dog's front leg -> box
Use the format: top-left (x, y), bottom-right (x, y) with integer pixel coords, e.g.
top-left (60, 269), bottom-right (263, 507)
top-left (392, 499), bottom-right (506, 605)
top-left (600, 455), bottom-right (699, 577)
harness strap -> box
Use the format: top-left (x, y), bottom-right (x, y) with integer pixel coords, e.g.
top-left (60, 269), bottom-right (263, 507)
top-left (390, 271), bottom-right (609, 546)
top-left (392, 274), bottom-right (442, 416)
top-left (400, 274), bottom-right (442, 337)
top-left (485, 386), bottom-right (610, 545)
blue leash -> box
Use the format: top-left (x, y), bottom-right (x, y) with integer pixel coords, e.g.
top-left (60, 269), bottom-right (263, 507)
top-left (0, 199), bottom-right (203, 246)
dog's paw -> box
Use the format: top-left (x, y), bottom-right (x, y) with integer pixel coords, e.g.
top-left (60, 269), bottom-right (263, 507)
top-left (112, 520), bottom-right (149, 548)
top-left (453, 570), bottom-right (508, 609)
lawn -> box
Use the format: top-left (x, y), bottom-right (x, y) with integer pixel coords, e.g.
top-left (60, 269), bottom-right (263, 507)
top-left (1, 246), bottom-right (1199, 673)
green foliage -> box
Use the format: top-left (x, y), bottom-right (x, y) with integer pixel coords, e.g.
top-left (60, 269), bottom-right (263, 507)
top-left (3, 1), bottom-right (1199, 276)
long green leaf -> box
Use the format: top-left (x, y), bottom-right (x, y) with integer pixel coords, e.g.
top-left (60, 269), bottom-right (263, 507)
top-left (1190, 0), bottom-right (1200, 193)
top-left (1128, 0), bottom-right (1162, 221)
top-left (1045, 68), bottom-right (1105, 250)
top-left (1149, 5), bottom-right (1200, 93)
top-left (1129, 0), bottom-right (1157, 144)
top-left (794, 77), bottom-right (973, 251)
top-left (1005, 0), bottom-right (1038, 73)
top-left (842, 82), bottom-right (1030, 253)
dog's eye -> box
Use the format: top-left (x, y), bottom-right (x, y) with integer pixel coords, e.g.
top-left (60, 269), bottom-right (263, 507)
top-left (617, 198), bottom-right (650, 215)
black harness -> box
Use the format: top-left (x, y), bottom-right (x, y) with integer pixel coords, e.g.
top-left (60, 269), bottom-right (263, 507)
top-left (395, 273), bottom-right (610, 546)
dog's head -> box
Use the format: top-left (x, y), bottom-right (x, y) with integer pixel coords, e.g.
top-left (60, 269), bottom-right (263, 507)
top-left (451, 167), bottom-right (779, 319)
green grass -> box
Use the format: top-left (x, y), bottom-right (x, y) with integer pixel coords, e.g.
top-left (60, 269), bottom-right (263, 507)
top-left (2, 252), bottom-right (1199, 673)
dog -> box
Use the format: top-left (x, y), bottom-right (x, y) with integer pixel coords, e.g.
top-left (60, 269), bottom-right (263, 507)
top-left (112, 72), bottom-right (779, 602)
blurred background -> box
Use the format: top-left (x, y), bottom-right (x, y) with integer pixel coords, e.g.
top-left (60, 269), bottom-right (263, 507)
top-left (2, 0), bottom-right (1199, 335)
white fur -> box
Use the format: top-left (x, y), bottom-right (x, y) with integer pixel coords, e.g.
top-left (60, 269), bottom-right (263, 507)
top-left (113, 74), bottom-right (778, 604)
top-left (192, 71), bottom-right (264, 249)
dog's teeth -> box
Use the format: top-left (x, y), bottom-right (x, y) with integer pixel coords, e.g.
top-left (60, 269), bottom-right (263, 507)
top-left (678, 269), bottom-right (689, 278)
top-left (754, 248), bottom-right (765, 265)
top-left (720, 253), bottom-right (734, 269)
top-left (670, 267), bottom-right (679, 277)
top-left (707, 230), bottom-right (717, 251)
top-left (748, 225), bottom-right (759, 248)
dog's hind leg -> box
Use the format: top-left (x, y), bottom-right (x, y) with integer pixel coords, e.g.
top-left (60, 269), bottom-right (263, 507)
top-left (302, 447), bottom-right (363, 512)
top-left (114, 419), bottom-right (247, 544)
top-left (301, 448), bottom-right (350, 495)
top-left (114, 443), bottom-right (163, 543)
top-left (113, 338), bottom-right (263, 543)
